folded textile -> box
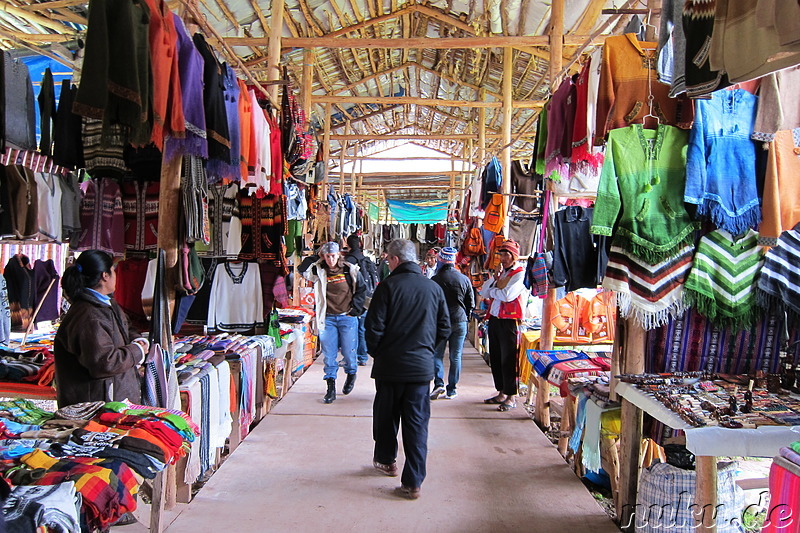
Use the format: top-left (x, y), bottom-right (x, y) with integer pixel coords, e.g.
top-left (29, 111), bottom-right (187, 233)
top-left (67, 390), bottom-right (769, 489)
top-left (55, 401), bottom-right (106, 421)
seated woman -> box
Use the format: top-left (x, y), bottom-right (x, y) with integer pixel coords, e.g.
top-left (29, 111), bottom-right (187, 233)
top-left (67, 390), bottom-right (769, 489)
top-left (53, 250), bottom-right (149, 408)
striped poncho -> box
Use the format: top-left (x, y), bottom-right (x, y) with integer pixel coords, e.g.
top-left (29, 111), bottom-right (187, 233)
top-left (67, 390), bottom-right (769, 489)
top-left (684, 229), bottom-right (764, 330)
top-left (757, 224), bottom-right (800, 323)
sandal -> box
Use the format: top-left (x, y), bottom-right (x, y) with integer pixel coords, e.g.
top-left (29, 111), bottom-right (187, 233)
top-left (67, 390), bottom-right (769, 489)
top-left (484, 395), bottom-right (505, 404)
top-left (497, 400), bottom-right (516, 412)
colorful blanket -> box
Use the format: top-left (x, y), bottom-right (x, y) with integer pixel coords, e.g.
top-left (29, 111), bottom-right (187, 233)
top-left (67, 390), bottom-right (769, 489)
top-left (757, 223), bottom-right (800, 325)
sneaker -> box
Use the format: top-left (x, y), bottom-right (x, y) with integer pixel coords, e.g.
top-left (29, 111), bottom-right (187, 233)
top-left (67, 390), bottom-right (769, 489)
top-left (445, 390), bottom-right (458, 399)
top-left (430, 386), bottom-right (446, 400)
top-left (357, 360), bottom-right (368, 366)
top-left (395, 485), bottom-right (421, 500)
top-left (373, 460), bottom-right (398, 477)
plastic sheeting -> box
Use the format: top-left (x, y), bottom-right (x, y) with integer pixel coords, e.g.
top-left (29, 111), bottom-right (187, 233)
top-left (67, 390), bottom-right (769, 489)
top-left (386, 199), bottom-right (447, 224)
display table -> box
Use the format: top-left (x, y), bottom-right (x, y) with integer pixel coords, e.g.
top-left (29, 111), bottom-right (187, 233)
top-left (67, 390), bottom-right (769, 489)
top-left (615, 381), bottom-right (800, 532)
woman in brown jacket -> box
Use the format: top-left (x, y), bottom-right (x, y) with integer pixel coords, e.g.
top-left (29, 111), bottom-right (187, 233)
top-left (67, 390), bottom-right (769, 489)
top-left (53, 250), bottom-right (149, 407)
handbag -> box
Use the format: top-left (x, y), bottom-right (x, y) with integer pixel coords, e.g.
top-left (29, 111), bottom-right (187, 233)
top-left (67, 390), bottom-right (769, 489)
top-left (525, 191), bottom-right (551, 297)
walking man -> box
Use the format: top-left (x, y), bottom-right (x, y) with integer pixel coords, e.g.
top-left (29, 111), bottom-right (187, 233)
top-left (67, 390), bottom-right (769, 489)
top-left (430, 247), bottom-right (474, 400)
top-left (344, 234), bottom-right (378, 367)
top-left (366, 239), bottom-right (450, 499)
top-left (300, 242), bottom-right (367, 404)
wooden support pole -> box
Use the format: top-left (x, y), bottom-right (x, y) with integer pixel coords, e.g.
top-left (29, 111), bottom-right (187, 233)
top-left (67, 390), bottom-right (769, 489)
top-left (322, 103), bottom-right (332, 194)
top-left (267, 0), bottom-right (285, 103)
top-left (501, 47), bottom-right (513, 237)
top-left (301, 48), bottom-right (315, 118)
top-left (478, 89), bottom-right (486, 166)
top-left (694, 456), bottom-right (718, 532)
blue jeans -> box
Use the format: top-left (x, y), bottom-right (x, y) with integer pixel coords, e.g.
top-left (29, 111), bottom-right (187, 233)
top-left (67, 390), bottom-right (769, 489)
top-left (433, 320), bottom-right (467, 393)
top-left (320, 314), bottom-right (358, 380)
top-left (356, 311), bottom-right (368, 364)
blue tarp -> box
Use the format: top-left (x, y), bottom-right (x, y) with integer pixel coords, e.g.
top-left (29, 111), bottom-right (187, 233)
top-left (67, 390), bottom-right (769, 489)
top-left (386, 199), bottom-right (447, 224)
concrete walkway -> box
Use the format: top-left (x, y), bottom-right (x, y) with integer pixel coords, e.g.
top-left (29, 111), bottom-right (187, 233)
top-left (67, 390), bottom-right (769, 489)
top-left (128, 344), bottom-right (620, 533)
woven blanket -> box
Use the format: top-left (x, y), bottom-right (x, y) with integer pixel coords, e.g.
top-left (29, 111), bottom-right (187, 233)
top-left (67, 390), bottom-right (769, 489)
top-left (685, 229), bottom-right (764, 330)
top-left (603, 244), bottom-right (694, 330)
top-left (644, 308), bottom-right (795, 374)
top-left (757, 224), bottom-right (800, 325)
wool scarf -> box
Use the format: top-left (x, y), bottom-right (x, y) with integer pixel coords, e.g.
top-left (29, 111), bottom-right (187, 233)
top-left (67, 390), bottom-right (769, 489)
top-left (684, 229), bottom-right (764, 330)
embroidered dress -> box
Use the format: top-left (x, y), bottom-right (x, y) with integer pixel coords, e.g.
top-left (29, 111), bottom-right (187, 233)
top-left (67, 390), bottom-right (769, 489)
top-left (685, 89), bottom-right (760, 235)
top-left (602, 244), bottom-right (694, 330)
top-left (757, 223), bottom-right (800, 324)
top-left (684, 229), bottom-right (764, 330)
top-left (591, 124), bottom-right (697, 263)
top-left (121, 181), bottom-right (160, 251)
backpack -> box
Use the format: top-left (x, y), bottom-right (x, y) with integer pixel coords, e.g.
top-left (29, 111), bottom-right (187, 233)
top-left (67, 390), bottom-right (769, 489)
top-left (349, 254), bottom-right (378, 297)
top-left (462, 226), bottom-right (486, 256)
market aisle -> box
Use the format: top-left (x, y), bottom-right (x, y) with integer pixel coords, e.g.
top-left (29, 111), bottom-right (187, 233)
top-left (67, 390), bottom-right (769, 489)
top-left (131, 344), bottom-right (620, 533)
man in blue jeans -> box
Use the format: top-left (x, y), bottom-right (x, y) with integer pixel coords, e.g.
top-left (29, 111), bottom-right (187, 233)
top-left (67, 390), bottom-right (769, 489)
top-left (430, 247), bottom-right (474, 400)
top-left (300, 242), bottom-right (367, 404)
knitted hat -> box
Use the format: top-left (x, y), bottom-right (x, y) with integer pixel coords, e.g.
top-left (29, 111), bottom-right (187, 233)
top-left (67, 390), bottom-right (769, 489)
top-left (439, 247), bottom-right (457, 263)
top-left (497, 240), bottom-right (520, 258)
top-left (426, 247), bottom-right (440, 257)
top-left (320, 242), bottom-right (340, 254)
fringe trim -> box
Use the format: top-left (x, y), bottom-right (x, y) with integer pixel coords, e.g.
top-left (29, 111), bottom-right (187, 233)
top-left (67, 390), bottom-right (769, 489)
top-left (697, 199), bottom-right (761, 235)
top-left (205, 159), bottom-right (239, 182)
top-left (164, 134), bottom-right (209, 163)
top-left (615, 231), bottom-right (695, 264)
top-left (757, 289), bottom-right (800, 327)
top-left (616, 290), bottom-right (688, 331)
top-left (686, 289), bottom-right (762, 331)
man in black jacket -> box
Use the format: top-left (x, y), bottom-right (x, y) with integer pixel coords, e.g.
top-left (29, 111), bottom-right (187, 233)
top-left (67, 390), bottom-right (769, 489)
top-left (365, 239), bottom-right (450, 500)
top-left (344, 234), bottom-right (377, 366)
top-left (430, 247), bottom-right (474, 400)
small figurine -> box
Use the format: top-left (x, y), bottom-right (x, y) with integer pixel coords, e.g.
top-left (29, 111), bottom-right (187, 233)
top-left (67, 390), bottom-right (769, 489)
top-left (728, 386), bottom-right (738, 414)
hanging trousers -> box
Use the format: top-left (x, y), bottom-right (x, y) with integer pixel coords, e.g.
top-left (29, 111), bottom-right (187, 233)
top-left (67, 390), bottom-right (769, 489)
top-left (373, 380), bottom-right (430, 489)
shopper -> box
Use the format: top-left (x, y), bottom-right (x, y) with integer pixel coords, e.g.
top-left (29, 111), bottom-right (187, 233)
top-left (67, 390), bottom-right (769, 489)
top-left (366, 239), bottom-right (450, 500)
top-left (300, 241), bottom-right (367, 404)
top-left (53, 250), bottom-right (150, 408)
top-left (430, 247), bottom-right (474, 400)
top-left (344, 233), bottom-right (378, 367)
top-left (421, 247), bottom-right (440, 278)
top-left (480, 240), bottom-right (527, 412)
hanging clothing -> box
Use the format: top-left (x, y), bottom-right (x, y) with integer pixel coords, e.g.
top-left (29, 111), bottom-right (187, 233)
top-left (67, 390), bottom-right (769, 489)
top-left (684, 229), bottom-right (764, 330)
top-left (247, 91), bottom-right (271, 191)
top-left (480, 157), bottom-right (502, 210)
top-left (51, 81), bottom-right (84, 170)
top-left (552, 206), bottom-right (604, 292)
top-left (586, 291), bottom-right (616, 343)
top-left (682, 0), bottom-right (728, 97)
top-left (4, 254), bottom-right (34, 332)
top-left (544, 75), bottom-right (576, 182)
top-left (594, 34), bottom-right (693, 145)
top-left (760, 130), bottom-right (800, 246)
top-left (603, 243), bottom-right (694, 331)
top-left (32, 259), bottom-right (59, 324)
top-left (2, 51), bottom-right (36, 151)
top-left (72, 0), bottom-right (151, 146)
top-left (207, 262), bottom-right (263, 332)
top-left (482, 193), bottom-right (506, 234)
top-left (193, 33), bottom-right (231, 174)
top-left (75, 178), bottom-right (125, 257)
top-left (34, 172), bottom-right (62, 241)
top-left (0, 276), bottom-right (10, 345)
top-left (218, 64), bottom-right (241, 182)
top-left (164, 14), bottom-right (208, 162)
top-left (81, 119), bottom-right (130, 179)
top-left (5, 165), bottom-right (39, 239)
top-left (115, 256), bottom-right (150, 327)
top-left (685, 89), bottom-right (760, 235)
top-left (656, 0), bottom-right (688, 97)
top-left (60, 172), bottom-right (82, 244)
top-left (195, 182), bottom-right (242, 258)
top-left (236, 191), bottom-right (287, 273)
top-left (237, 78), bottom-right (252, 180)
top-left (121, 181), bottom-right (160, 251)
top-left (592, 124), bottom-right (698, 263)
top-left (757, 223), bottom-right (800, 324)
top-left (181, 156), bottom-right (210, 245)
top-left (37, 68), bottom-right (56, 156)
top-left (551, 293), bottom-right (592, 344)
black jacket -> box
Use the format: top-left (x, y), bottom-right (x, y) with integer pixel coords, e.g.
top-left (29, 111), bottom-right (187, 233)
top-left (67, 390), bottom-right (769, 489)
top-left (432, 264), bottom-right (475, 323)
top-left (366, 262), bottom-right (451, 382)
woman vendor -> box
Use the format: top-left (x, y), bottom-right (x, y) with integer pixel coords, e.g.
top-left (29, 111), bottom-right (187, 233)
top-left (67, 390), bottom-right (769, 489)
top-left (53, 250), bottom-right (150, 407)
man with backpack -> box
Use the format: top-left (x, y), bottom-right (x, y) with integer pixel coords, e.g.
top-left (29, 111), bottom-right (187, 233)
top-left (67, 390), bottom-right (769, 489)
top-left (345, 234), bottom-right (378, 366)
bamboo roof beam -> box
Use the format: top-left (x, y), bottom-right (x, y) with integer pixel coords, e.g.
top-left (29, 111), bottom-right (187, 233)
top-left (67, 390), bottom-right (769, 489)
top-left (17, 0), bottom-right (85, 10)
top-left (311, 95), bottom-right (543, 107)
top-left (329, 133), bottom-right (533, 140)
top-left (225, 34), bottom-right (599, 49)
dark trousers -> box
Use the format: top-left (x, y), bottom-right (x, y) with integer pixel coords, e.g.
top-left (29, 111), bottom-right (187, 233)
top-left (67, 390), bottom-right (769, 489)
top-left (487, 317), bottom-right (519, 395)
top-left (373, 380), bottom-right (430, 489)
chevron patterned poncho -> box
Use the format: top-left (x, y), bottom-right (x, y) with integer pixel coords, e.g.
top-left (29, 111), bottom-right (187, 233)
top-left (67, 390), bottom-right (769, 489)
top-left (684, 229), bottom-right (764, 331)
top-left (602, 243), bottom-right (694, 330)
top-left (757, 223), bottom-right (800, 324)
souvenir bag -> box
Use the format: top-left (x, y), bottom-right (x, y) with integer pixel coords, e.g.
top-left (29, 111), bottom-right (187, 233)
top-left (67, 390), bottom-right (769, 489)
top-left (525, 191), bottom-right (551, 297)
top-left (462, 223), bottom-right (486, 256)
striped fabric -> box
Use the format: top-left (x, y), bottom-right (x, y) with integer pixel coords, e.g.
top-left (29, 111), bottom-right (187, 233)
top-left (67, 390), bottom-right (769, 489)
top-left (757, 224), bottom-right (800, 323)
top-left (645, 308), bottom-right (791, 375)
top-left (602, 244), bottom-right (694, 330)
top-left (684, 229), bottom-right (764, 330)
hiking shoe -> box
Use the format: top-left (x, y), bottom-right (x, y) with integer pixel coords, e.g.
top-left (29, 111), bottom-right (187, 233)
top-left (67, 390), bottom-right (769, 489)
top-left (445, 390), bottom-right (458, 399)
top-left (430, 386), bottom-right (446, 400)
top-left (395, 485), bottom-right (421, 500)
top-left (373, 460), bottom-right (398, 477)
